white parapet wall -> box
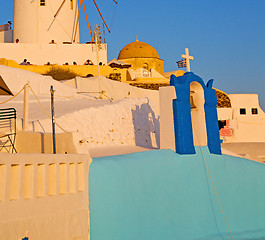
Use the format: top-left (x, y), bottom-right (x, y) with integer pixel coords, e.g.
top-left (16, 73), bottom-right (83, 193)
top-left (0, 42), bottom-right (107, 66)
top-left (225, 94), bottom-right (265, 142)
top-left (217, 108), bottom-right (232, 120)
top-left (159, 86), bottom-right (176, 150)
top-left (0, 30), bottom-right (13, 43)
top-left (0, 153), bottom-right (91, 240)
top-left (14, 131), bottom-right (89, 155)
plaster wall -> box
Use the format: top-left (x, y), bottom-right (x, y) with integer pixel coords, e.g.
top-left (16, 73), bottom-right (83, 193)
top-left (0, 30), bottom-right (13, 43)
top-left (0, 153), bottom-right (91, 240)
top-left (0, 43), bottom-right (107, 65)
top-left (14, 0), bottom-right (80, 44)
top-left (229, 94), bottom-right (261, 109)
top-left (14, 131), bottom-right (88, 154)
top-left (190, 82), bottom-right (207, 146)
top-left (127, 77), bottom-right (169, 84)
top-left (164, 70), bottom-right (185, 78)
top-left (63, 76), bottom-right (160, 113)
top-left (0, 58), bottom-right (127, 82)
top-left (150, 68), bottom-right (166, 78)
top-left (120, 58), bottom-right (164, 75)
top-left (217, 108), bottom-right (232, 120)
top-left (225, 94), bottom-right (265, 142)
top-left (127, 68), bottom-right (168, 82)
top-left (159, 84), bottom-right (207, 150)
top-left (159, 86), bottom-right (175, 150)
top-left (0, 58), bottom-right (169, 85)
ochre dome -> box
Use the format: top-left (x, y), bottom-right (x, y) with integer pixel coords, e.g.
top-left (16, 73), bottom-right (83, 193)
top-left (118, 40), bottom-right (160, 59)
top-left (215, 89), bottom-right (231, 108)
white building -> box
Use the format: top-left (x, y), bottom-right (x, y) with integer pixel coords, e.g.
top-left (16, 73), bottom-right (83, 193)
top-left (218, 94), bottom-right (265, 143)
top-left (0, 0), bottom-right (107, 65)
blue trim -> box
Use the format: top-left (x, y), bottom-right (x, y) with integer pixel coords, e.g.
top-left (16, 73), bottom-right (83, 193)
top-left (170, 72), bottom-right (221, 155)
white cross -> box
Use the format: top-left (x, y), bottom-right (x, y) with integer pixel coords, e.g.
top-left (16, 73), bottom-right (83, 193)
top-left (181, 48), bottom-right (194, 72)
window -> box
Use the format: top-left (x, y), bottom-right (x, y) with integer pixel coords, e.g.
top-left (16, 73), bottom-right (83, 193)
top-left (143, 63), bottom-right (149, 70)
top-left (252, 108), bottom-right (258, 114)
top-left (70, 0), bottom-right (74, 10)
top-left (40, 0), bottom-right (45, 6)
top-left (240, 108), bottom-right (246, 115)
top-left (218, 120), bottom-right (226, 130)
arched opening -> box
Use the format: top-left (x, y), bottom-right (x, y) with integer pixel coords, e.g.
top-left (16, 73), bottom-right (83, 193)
top-left (190, 82), bottom-right (207, 146)
top-left (143, 63), bottom-right (149, 70)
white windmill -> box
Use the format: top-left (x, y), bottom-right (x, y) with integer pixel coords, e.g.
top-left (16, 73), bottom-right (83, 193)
top-left (0, 0), bottom-right (117, 65)
top-left (13, 0), bottom-right (116, 44)
top-left (13, 0), bottom-right (81, 44)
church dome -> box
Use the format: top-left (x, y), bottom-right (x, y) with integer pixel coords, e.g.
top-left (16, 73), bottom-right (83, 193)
top-left (118, 39), bottom-right (160, 59)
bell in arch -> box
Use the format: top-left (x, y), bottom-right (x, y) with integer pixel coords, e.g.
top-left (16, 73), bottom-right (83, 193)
top-left (190, 92), bottom-right (196, 109)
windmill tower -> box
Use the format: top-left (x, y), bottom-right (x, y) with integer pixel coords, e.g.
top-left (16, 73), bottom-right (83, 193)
top-left (0, 0), bottom-right (114, 65)
top-left (13, 0), bottom-right (80, 44)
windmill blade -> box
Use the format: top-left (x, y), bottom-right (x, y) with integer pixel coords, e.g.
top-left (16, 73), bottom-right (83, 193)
top-left (47, 18), bottom-right (56, 31)
top-left (73, 0), bottom-right (82, 42)
top-left (47, 0), bottom-right (67, 31)
top-left (92, 0), bottom-right (111, 33)
top-left (53, 0), bottom-right (67, 18)
top-left (81, 0), bottom-right (94, 41)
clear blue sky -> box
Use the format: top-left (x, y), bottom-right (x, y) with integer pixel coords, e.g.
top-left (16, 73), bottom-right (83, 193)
top-left (1, 0), bottom-right (265, 108)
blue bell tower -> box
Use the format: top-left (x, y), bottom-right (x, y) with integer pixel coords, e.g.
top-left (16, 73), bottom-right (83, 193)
top-left (170, 72), bottom-right (221, 155)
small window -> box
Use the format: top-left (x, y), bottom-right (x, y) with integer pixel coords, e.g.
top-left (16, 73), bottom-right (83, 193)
top-left (252, 108), bottom-right (258, 115)
top-left (40, 0), bottom-right (45, 6)
top-left (143, 63), bottom-right (149, 70)
top-left (218, 120), bottom-right (226, 130)
top-left (240, 108), bottom-right (246, 115)
top-left (70, 0), bottom-right (73, 10)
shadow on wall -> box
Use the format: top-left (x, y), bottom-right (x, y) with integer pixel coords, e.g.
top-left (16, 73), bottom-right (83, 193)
top-left (132, 102), bottom-right (160, 148)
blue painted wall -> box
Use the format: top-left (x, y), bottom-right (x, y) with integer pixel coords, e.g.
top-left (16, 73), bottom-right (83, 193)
top-left (89, 149), bottom-right (265, 240)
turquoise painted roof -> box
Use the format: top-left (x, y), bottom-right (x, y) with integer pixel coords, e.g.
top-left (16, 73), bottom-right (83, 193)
top-left (89, 147), bottom-right (265, 240)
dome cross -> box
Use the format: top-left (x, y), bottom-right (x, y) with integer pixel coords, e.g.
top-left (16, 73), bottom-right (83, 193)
top-left (181, 48), bottom-right (194, 72)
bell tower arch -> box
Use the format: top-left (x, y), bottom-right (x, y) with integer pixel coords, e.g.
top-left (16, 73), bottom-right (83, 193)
top-left (169, 72), bottom-right (221, 155)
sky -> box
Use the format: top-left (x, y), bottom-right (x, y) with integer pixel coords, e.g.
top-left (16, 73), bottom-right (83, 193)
top-left (1, 0), bottom-right (265, 108)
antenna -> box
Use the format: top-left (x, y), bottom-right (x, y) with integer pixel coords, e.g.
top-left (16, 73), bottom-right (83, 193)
top-left (73, 0), bottom-right (114, 42)
top-left (93, 24), bottom-right (105, 44)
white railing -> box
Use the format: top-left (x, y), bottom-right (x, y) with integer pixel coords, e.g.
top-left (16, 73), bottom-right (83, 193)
top-left (0, 153), bottom-right (91, 240)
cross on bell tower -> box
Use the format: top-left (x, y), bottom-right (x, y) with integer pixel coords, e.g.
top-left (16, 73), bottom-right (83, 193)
top-left (181, 48), bottom-right (194, 72)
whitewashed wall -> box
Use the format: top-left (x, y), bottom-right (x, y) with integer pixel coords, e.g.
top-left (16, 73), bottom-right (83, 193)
top-left (159, 85), bottom-right (208, 150)
top-left (0, 43), bottom-right (107, 65)
top-left (0, 153), bottom-right (91, 240)
top-left (225, 94), bottom-right (265, 142)
top-left (159, 86), bottom-right (175, 150)
top-left (0, 30), bottom-right (13, 43)
top-left (14, 0), bottom-right (80, 44)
